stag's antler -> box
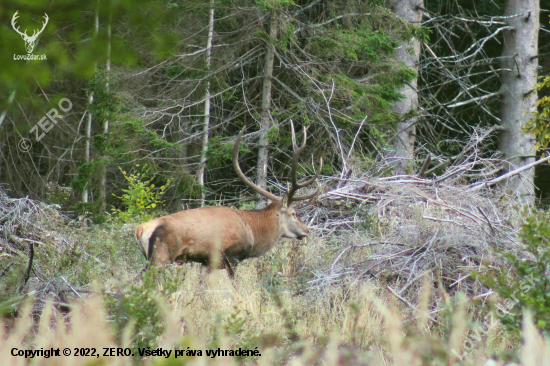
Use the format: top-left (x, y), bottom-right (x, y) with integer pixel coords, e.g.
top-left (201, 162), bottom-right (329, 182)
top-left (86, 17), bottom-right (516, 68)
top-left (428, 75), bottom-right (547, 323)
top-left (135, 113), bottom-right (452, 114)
top-left (233, 128), bottom-right (280, 202)
top-left (286, 120), bottom-right (322, 204)
top-left (232, 122), bottom-right (322, 204)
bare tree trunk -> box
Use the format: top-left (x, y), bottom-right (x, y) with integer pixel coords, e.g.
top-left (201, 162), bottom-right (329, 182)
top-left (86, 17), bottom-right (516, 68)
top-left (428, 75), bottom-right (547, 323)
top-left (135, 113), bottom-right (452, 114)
top-left (0, 90), bottom-right (17, 181)
top-left (256, 11), bottom-right (278, 209)
top-left (0, 91), bottom-right (16, 180)
top-left (83, 94), bottom-right (92, 204)
top-left (498, 0), bottom-right (539, 203)
top-left (83, 6), bottom-right (99, 205)
top-left (0, 91), bottom-right (16, 132)
top-left (198, 0), bottom-right (215, 208)
top-left (98, 15), bottom-right (112, 214)
top-left (388, 0), bottom-right (423, 175)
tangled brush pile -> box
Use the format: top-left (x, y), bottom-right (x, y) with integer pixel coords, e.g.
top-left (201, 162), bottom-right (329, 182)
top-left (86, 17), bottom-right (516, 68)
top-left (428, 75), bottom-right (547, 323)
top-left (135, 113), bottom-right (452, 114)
top-left (306, 174), bottom-right (523, 303)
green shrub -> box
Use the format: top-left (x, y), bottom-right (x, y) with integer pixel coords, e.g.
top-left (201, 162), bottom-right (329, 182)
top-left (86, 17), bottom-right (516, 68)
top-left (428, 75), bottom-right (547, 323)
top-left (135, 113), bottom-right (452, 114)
top-left (111, 166), bottom-right (171, 223)
top-left (525, 75), bottom-right (550, 151)
top-left (475, 213), bottom-right (550, 334)
top-left (104, 266), bottom-right (179, 355)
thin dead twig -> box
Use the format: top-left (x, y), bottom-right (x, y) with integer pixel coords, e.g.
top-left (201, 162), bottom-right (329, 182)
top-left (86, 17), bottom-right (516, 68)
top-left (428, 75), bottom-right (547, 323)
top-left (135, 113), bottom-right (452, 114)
top-left (468, 154), bottom-right (550, 191)
top-left (386, 285), bottom-right (441, 325)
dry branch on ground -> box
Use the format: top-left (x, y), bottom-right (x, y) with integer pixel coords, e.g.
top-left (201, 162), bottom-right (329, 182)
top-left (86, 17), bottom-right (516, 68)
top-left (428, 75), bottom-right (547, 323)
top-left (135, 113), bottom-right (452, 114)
top-left (0, 189), bottom-right (80, 314)
top-left (307, 174), bottom-right (524, 309)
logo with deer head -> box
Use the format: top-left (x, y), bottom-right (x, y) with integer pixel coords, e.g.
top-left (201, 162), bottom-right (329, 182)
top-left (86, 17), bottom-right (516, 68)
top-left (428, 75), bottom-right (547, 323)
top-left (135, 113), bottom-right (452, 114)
top-left (11, 11), bottom-right (48, 54)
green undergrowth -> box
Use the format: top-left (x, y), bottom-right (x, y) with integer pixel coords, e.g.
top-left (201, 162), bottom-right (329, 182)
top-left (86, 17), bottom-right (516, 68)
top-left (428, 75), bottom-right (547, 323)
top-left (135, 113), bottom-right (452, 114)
top-left (2, 201), bottom-right (550, 364)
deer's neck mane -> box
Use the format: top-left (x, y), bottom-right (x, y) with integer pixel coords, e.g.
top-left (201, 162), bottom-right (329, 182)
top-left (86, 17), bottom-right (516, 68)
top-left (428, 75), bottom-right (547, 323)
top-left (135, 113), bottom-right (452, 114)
top-left (240, 201), bottom-right (282, 248)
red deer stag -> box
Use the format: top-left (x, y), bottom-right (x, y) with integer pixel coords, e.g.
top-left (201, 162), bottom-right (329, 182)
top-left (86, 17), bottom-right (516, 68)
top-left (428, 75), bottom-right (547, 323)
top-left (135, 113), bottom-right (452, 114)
top-left (135, 121), bottom-right (322, 278)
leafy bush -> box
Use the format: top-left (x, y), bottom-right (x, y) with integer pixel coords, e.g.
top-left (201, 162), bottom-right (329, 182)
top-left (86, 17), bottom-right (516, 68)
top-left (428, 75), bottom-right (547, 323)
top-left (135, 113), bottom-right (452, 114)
top-left (104, 266), bottom-right (179, 354)
top-left (526, 75), bottom-right (550, 151)
top-left (111, 166), bottom-right (171, 223)
top-left (475, 213), bottom-right (550, 334)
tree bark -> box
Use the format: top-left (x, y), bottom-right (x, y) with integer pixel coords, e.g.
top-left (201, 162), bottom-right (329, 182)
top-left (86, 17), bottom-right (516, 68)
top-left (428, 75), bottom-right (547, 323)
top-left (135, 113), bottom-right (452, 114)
top-left (0, 91), bottom-right (16, 179)
top-left (98, 15), bottom-right (112, 214)
top-left (83, 94), bottom-right (92, 204)
top-left (256, 11), bottom-right (278, 209)
top-left (498, 0), bottom-right (539, 203)
top-left (83, 6), bottom-right (99, 205)
top-left (388, 0), bottom-right (423, 175)
top-left (198, 0), bottom-right (215, 208)
top-left (0, 91), bottom-right (16, 133)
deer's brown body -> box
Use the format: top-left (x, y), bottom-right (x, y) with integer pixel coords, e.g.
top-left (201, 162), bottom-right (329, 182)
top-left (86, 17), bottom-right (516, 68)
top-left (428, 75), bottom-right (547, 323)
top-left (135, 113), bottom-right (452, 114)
top-left (135, 121), bottom-right (321, 278)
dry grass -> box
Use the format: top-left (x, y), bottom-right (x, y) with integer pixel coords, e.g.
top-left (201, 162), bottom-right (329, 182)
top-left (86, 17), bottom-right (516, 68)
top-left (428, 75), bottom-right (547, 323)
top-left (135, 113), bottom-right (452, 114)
top-left (0, 179), bottom-right (547, 365)
top-left (2, 268), bottom-right (550, 366)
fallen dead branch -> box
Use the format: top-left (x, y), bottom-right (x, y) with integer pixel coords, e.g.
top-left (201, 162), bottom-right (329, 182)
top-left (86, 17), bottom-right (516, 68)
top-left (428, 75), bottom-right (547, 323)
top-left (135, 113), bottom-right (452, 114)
top-left (305, 171), bottom-right (523, 308)
top-left (468, 154), bottom-right (550, 191)
top-left (0, 188), bottom-right (82, 313)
